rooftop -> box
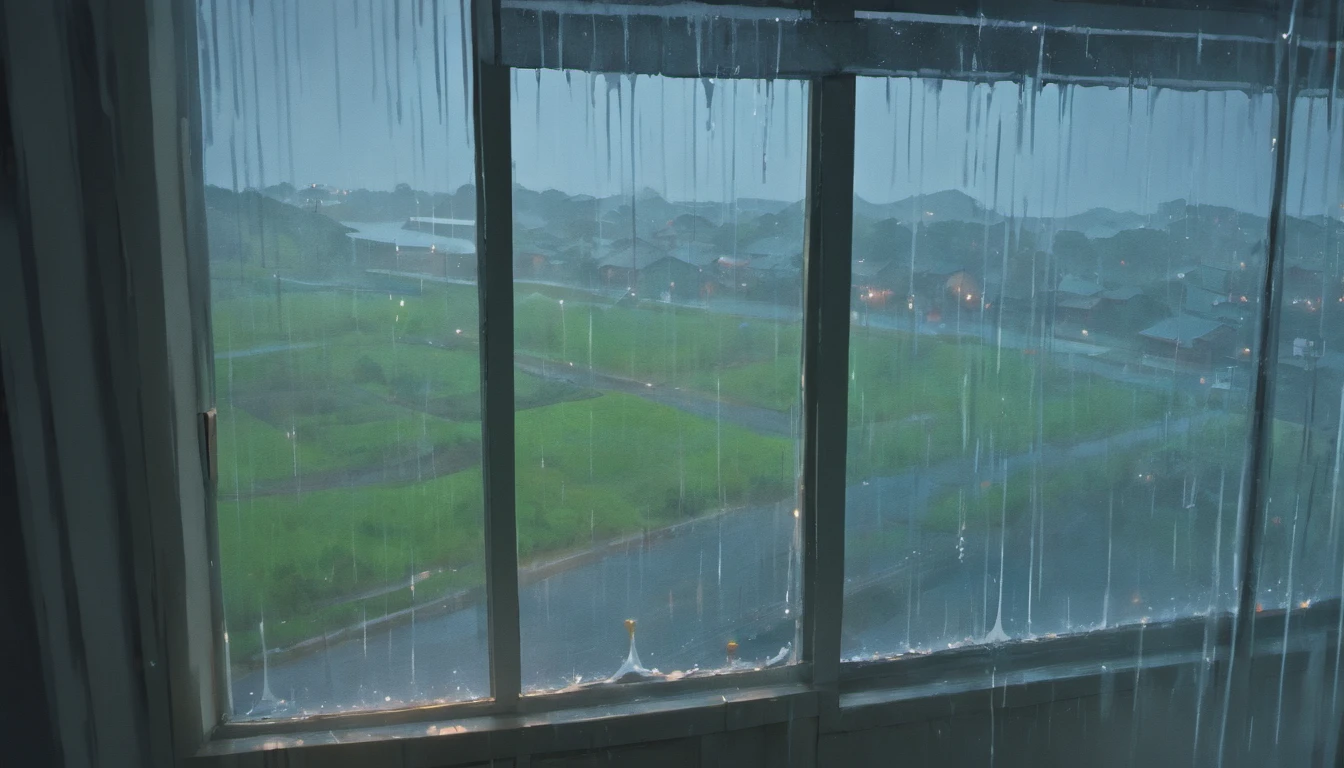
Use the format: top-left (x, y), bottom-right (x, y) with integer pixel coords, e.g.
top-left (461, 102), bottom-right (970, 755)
top-left (406, 216), bottom-right (475, 228)
top-left (1101, 286), bottom-right (1144, 301)
top-left (344, 221), bottom-right (475, 254)
top-left (595, 239), bottom-right (669, 271)
top-left (1139, 315), bottom-right (1226, 346)
top-left (1057, 276), bottom-right (1104, 297)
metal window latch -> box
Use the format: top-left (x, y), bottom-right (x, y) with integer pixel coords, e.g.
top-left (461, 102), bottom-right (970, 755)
top-left (201, 408), bottom-right (217, 488)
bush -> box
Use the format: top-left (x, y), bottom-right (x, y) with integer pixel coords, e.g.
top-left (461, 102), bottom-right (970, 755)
top-left (352, 355), bottom-right (386, 384)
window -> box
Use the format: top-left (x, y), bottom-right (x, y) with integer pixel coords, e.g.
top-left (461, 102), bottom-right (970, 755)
top-left (200, 0), bottom-right (488, 716)
top-left (842, 75), bottom-right (1272, 659)
top-left (510, 69), bottom-right (809, 692)
top-left (159, 0), bottom-right (1342, 755)
top-left (1258, 94), bottom-right (1344, 609)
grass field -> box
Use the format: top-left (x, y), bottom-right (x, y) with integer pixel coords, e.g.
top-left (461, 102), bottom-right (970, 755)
top-left (212, 274), bottom-right (1211, 664)
top-left (918, 415), bottom-right (1248, 543)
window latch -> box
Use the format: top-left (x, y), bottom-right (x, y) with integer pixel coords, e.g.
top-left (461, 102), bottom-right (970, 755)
top-left (201, 408), bottom-right (217, 488)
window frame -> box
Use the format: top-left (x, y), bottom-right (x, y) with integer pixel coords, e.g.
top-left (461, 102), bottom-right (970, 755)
top-left (76, 0), bottom-right (1339, 760)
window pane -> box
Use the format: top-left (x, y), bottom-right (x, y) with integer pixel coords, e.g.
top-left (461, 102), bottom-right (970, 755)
top-left (843, 76), bottom-right (1272, 660)
top-left (199, 0), bottom-right (487, 716)
top-left (1258, 95), bottom-right (1344, 609)
top-left (511, 70), bottom-right (808, 692)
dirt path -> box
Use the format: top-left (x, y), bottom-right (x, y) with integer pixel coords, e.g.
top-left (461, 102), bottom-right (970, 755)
top-left (514, 353), bottom-right (797, 437)
top-left (219, 439), bottom-right (482, 499)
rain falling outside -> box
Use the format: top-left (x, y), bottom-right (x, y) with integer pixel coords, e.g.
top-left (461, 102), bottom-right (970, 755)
top-left (199, 0), bottom-right (1344, 748)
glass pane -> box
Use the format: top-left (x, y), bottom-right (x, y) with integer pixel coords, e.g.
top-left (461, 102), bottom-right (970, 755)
top-left (1251, 24), bottom-right (1344, 764)
top-left (843, 76), bottom-right (1273, 660)
top-left (1258, 94), bottom-right (1344, 608)
top-left (199, 0), bottom-right (487, 716)
top-left (511, 69), bottom-right (808, 692)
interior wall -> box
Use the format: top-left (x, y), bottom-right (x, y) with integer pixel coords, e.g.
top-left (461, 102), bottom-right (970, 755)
top-left (0, 11), bottom-right (66, 766)
top-left (472, 655), bottom-right (1336, 768)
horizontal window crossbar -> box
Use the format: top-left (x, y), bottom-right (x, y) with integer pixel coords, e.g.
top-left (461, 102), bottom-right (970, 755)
top-left (207, 663), bottom-right (809, 740)
top-left (499, 3), bottom-right (1283, 89)
top-left (197, 602), bottom-right (1341, 757)
top-left (838, 598), bottom-right (1343, 694)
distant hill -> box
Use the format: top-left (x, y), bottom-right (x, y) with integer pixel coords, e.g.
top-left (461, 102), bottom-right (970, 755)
top-left (1048, 207), bottom-right (1148, 239)
top-left (855, 189), bottom-right (999, 226)
top-left (223, 180), bottom-right (1343, 284)
top-left (204, 186), bottom-right (355, 277)
top-left (318, 184), bottom-right (476, 223)
top-left (735, 197), bottom-right (794, 216)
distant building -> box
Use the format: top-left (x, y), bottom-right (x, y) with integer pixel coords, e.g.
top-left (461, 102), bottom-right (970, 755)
top-left (742, 235), bottom-right (803, 297)
top-left (1277, 347), bottom-right (1344, 429)
top-left (514, 229), bottom-right (566, 279)
top-left (402, 216), bottom-right (475, 240)
top-left (1284, 264), bottom-right (1324, 304)
top-left (515, 248), bottom-right (558, 278)
top-left (1055, 276), bottom-right (1105, 325)
top-left (1100, 286), bottom-right (1144, 302)
top-left (912, 263), bottom-right (970, 302)
top-left (1182, 284), bottom-right (1246, 323)
top-left (1181, 264), bottom-right (1233, 293)
top-left (344, 218), bottom-right (476, 278)
top-left (1138, 315), bottom-right (1233, 366)
top-left (1092, 286), bottom-right (1166, 334)
top-left (853, 258), bottom-right (904, 308)
top-left (594, 237), bottom-right (667, 289)
top-left (1057, 276), bottom-right (1105, 297)
top-left (640, 243), bottom-right (724, 300)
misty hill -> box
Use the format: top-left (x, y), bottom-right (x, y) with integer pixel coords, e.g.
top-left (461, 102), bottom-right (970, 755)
top-left (1044, 207), bottom-right (1148, 239)
top-left (223, 180), bottom-right (1342, 292)
top-left (205, 185), bottom-right (355, 277)
top-left (854, 189), bottom-right (999, 226)
top-left (313, 183), bottom-right (477, 222)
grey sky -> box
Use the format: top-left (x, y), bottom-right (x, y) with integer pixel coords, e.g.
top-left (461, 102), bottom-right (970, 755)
top-left (200, 0), bottom-right (1341, 218)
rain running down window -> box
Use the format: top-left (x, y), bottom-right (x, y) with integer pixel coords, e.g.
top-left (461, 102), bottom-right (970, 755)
top-left (842, 65), bottom-right (1275, 658)
top-left (198, 0), bottom-right (488, 717)
top-left (1259, 78), bottom-right (1344, 610)
top-left (510, 69), bottom-right (808, 692)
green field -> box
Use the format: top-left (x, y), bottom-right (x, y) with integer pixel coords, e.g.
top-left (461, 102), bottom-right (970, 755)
top-left (212, 275), bottom-right (1205, 664)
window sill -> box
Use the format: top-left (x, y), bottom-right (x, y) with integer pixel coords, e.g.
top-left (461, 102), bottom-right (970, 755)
top-left (189, 601), bottom-right (1340, 764)
top-left (834, 600), bottom-right (1340, 732)
top-left (192, 681), bottom-right (817, 766)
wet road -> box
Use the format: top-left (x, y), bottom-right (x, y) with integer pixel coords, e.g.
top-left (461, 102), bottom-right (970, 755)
top-left (233, 497), bottom-right (800, 715)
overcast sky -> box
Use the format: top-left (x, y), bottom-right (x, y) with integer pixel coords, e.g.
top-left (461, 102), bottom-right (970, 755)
top-left (199, 0), bottom-right (1341, 218)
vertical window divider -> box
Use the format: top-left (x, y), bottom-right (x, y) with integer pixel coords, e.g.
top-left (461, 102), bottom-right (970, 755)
top-left (174, 0), bottom-right (231, 728)
top-left (1221, 15), bottom-right (1298, 759)
top-left (471, 0), bottom-right (523, 710)
top-left (800, 68), bottom-right (856, 716)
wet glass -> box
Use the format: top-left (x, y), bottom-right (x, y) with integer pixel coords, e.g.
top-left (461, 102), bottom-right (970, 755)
top-left (199, 0), bottom-right (488, 716)
top-left (1252, 26), bottom-right (1344, 758)
top-left (1252, 87), bottom-right (1344, 613)
top-left (842, 74), bottom-right (1274, 661)
top-left (1259, 68), bottom-right (1344, 606)
top-left (510, 69), bottom-right (809, 692)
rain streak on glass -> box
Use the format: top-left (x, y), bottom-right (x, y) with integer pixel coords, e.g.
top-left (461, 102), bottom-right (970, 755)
top-left (842, 71), bottom-right (1275, 659)
top-left (1260, 94), bottom-right (1344, 609)
top-left (197, 0), bottom-right (488, 717)
top-left (510, 68), bottom-right (808, 692)
top-left (1258, 19), bottom-right (1344, 752)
